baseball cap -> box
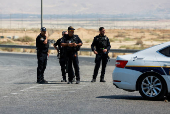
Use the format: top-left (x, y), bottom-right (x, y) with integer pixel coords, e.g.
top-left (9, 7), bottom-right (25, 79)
top-left (41, 27), bottom-right (46, 31)
top-left (68, 26), bottom-right (75, 30)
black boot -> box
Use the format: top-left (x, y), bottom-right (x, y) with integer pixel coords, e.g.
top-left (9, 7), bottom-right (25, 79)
top-left (91, 79), bottom-right (96, 82)
top-left (76, 80), bottom-right (80, 84)
top-left (61, 76), bottom-right (67, 82)
top-left (67, 81), bottom-right (73, 84)
top-left (100, 78), bottom-right (106, 82)
top-left (38, 79), bottom-right (48, 84)
top-left (61, 79), bottom-right (67, 82)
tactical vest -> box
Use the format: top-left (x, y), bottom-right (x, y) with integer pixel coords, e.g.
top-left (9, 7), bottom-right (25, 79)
top-left (66, 36), bottom-right (79, 52)
top-left (98, 36), bottom-right (108, 49)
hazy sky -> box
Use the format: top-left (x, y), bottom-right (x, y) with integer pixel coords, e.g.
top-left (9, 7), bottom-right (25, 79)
top-left (0, 0), bottom-right (169, 15)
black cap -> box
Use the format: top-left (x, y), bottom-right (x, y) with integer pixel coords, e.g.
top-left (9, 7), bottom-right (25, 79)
top-left (41, 27), bottom-right (46, 31)
top-left (68, 26), bottom-right (75, 30)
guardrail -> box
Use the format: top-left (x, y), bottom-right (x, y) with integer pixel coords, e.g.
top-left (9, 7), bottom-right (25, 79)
top-left (0, 44), bottom-right (140, 54)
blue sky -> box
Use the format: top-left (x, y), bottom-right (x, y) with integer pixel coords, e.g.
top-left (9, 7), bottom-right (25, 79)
top-left (0, 0), bottom-right (169, 15)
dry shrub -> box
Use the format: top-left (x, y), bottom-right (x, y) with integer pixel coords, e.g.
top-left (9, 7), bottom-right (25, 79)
top-left (136, 39), bottom-right (143, 45)
top-left (115, 32), bottom-right (127, 37)
top-left (14, 36), bottom-right (34, 42)
top-left (85, 39), bottom-right (92, 43)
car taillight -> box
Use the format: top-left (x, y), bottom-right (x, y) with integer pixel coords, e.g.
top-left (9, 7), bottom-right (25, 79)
top-left (116, 60), bottom-right (128, 68)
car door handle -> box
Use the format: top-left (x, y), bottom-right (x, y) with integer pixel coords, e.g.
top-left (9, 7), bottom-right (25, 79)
top-left (164, 64), bottom-right (170, 66)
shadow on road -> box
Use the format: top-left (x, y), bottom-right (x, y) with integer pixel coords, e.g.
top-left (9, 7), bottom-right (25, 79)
top-left (14, 81), bottom-right (67, 84)
top-left (96, 95), bottom-right (144, 101)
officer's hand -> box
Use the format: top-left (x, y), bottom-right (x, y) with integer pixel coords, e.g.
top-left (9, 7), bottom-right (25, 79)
top-left (48, 53), bottom-right (49, 57)
top-left (73, 43), bottom-right (77, 47)
top-left (43, 39), bottom-right (47, 44)
top-left (45, 32), bottom-right (48, 37)
top-left (94, 50), bottom-right (98, 54)
top-left (68, 43), bottom-right (74, 47)
top-left (103, 49), bottom-right (107, 53)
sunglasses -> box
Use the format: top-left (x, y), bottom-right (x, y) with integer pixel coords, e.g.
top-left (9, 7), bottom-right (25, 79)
top-left (68, 30), bottom-right (74, 32)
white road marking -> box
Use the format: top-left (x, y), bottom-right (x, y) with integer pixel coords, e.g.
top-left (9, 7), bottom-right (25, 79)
top-left (11, 93), bottom-right (18, 95)
top-left (50, 86), bottom-right (70, 88)
top-left (3, 96), bottom-right (8, 98)
top-left (67, 91), bottom-right (75, 93)
top-left (45, 89), bottom-right (60, 91)
top-left (20, 85), bottom-right (40, 92)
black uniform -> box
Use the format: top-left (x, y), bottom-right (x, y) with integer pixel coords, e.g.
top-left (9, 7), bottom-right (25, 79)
top-left (61, 34), bottom-right (82, 82)
top-left (54, 38), bottom-right (75, 81)
top-left (91, 35), bottom-right (111, 81)
top-left (36, 33), bottom-right (49, 82)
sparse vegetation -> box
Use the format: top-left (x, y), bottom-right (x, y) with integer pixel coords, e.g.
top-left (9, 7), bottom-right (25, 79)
top-left (123, 37), bottom-right (134, 41)
top-left (109, 38), bottom-right (119, 42)
top-left (14, 36), bottom-right (34, 42)
top-left (136, 39), bottom-right (143, 45)
top-left (119, 45), bottom-right (146, 50)
top-left (0, 40), bottom-right (15, 45)
top-left (85, 39), bottom-right (92, 43)
top-left (115, 32), bottom-right (127, 37)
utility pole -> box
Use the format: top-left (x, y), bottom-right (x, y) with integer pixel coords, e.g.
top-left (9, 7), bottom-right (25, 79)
top-left (41, 0), bottom-right (43, 28)
top-left (0, 13), bottom-right (2, 29)
top-left (10, 14), bottom-right (11, 29)
top-left (22, 10), bottom-right (23, 29)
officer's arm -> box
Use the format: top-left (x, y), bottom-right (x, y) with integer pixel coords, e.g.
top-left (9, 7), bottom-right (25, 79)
top-left (43, 34), bottom-right (48, 44)
top-left (106, 38), bottom-right (111, 52)
top-left (61, 43), bottom-right (69, 47)
top-left (53, 44), bottom-right (59, 52)
top-left (77, 43), bottom-right (82, 46)
top-left (76, 38), bottom-right (83, 46)
top-left (60, 40), bottom-right (74, 47)
top-left (43, 37), bottom-right (48, 44)
top-left (73, 36), bottom-right (82, 47)
top-left (60, 38), bottom-right (67, 47)
top-left (91, 38), bottom-right (96, 51)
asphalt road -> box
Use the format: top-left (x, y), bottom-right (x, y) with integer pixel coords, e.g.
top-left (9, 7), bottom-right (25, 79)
top-left (0, 52), bottom-right (170, 114)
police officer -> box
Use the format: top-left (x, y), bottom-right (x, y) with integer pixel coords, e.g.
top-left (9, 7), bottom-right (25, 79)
top-left (36, 27), bottom-right (49, 84)
top-left (91, 27), bottom-right (111, 82)
top-left (53, 31), bottom-right (75, 82)
top-left (61, 26), bottom-right (83, 84)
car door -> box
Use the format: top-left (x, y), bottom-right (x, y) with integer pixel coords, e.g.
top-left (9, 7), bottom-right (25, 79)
top-left (155, 46), bottom-right (170, 76)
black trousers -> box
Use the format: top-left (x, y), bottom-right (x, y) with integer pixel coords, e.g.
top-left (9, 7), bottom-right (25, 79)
top-left (37, 52), bottom-right (47, 81)
top-left (59, 56), bottom-right (75, 80)
top-left (68, 53), bottom-right (80, 82)
top-left (93, 54), bottom-right (108, 80)
top-left (59, 57), bottom-right (66, 80)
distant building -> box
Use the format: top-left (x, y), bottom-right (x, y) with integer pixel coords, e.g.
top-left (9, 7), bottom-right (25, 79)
top-left (7, 36), bottom-right (12, 39)
top-left (13, 36), bottom-right (19, 39)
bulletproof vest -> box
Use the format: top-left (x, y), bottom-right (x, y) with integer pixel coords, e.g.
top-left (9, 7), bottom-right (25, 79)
top-left (66, 36), bottom-right (79, 52)
top-left (66, 36), bottom-right (76, 43)
top-left (98, 36), bottom-right (108, 48)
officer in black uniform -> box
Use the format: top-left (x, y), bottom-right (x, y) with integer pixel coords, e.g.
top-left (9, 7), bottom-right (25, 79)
top-left (61, 26), bottom-right (83, 84)
top-left (91, 27), bottom-right (111, 82)
top-left (36, 27), bottom-right (49, 84)
top-left (53, 31), bottom-right (75, 82)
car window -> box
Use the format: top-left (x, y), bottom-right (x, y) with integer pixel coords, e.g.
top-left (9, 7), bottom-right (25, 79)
top-left (159, 46), bottom-right (170, 57)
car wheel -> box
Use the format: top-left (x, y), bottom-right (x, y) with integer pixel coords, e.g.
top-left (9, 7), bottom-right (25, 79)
top-left (139, 74), bottom-right (167, 100)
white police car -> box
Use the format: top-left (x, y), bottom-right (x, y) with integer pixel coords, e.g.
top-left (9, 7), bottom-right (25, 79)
top-left (113, 41), bottom-right (170, 100)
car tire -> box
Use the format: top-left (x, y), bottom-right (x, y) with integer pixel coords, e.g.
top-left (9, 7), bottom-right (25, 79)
top-left (138, 73), bottom-right (167, 100)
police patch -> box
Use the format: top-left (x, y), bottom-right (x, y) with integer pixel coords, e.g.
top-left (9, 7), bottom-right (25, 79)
top-left (40, 38), bottom-right (44, 41)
